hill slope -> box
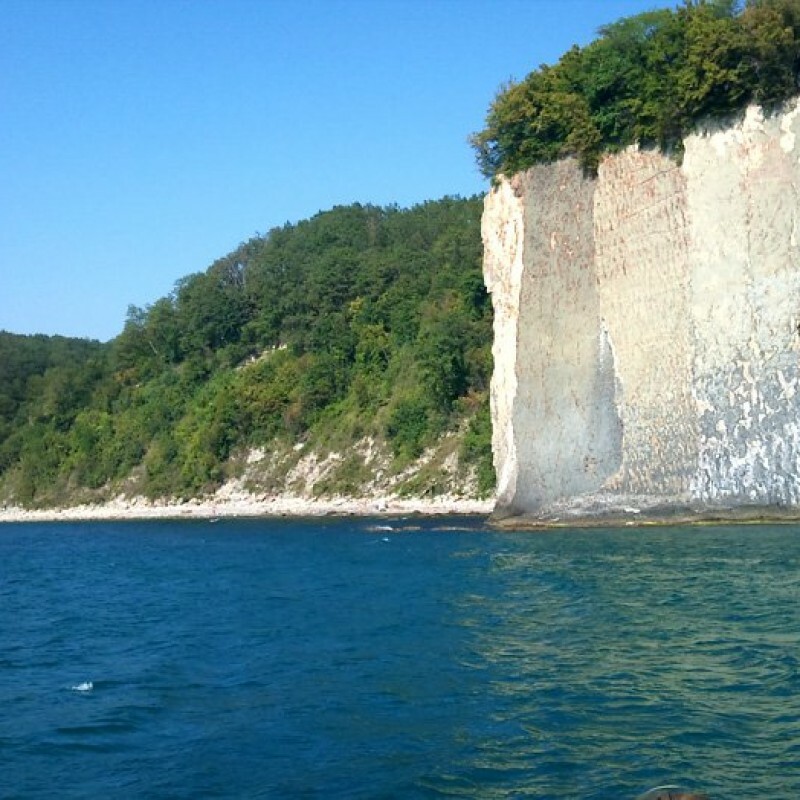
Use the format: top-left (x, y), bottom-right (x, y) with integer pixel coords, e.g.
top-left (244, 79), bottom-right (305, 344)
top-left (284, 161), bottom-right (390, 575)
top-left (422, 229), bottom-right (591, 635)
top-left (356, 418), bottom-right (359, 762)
top-left (0, 197), bottom-right (494, 510)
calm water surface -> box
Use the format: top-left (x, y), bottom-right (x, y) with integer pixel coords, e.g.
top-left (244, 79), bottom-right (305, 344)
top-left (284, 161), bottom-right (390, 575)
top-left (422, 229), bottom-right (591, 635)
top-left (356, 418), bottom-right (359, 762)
top-left (1, 517), bottom-right (798, 798)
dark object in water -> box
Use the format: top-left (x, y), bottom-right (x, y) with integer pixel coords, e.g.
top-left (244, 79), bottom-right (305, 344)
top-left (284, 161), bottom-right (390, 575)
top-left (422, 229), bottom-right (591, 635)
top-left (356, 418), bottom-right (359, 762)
top-left (636, 787), bottom-right (709, 800)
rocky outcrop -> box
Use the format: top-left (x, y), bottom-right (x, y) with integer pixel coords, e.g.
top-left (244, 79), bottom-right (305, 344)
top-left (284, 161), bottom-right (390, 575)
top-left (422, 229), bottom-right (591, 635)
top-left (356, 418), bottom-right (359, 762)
top-left (484, 100), bottom-right (800, 526)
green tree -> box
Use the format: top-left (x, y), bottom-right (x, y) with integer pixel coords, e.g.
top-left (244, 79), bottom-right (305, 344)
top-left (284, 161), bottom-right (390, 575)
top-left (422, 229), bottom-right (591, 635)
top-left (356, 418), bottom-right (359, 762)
top-left (417, 296), bottom-right (470, 415)
top-left (742, 0), bottom-right (800, 103)
top-left (472, 0), bottom-right (800, 180)
top-left (676, 1), bottom-right (752, 120)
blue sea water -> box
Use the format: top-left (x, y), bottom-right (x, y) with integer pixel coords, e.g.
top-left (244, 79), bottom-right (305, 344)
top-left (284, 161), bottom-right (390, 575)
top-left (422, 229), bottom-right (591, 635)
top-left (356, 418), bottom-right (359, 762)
top-left (1, 517), bottom-right (799, 799)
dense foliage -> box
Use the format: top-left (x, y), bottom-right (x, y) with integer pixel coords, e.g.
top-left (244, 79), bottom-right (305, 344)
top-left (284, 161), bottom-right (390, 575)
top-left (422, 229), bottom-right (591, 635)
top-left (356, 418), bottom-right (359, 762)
top-left (0, 333), bottom-right (106, 477)
top-left (472, 0), bottom-right (800, 176)
top-left (0, 197), bottom-right (494, 507)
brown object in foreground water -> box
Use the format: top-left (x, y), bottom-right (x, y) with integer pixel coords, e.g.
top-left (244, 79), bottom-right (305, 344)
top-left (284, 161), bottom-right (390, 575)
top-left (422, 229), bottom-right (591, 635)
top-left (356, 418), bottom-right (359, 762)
top-left (636, 787), bottom-right (709, 800)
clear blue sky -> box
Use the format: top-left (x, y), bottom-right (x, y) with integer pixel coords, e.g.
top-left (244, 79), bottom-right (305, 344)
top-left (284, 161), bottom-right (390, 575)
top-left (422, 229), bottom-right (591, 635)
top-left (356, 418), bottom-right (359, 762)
top-left (2, 0), bottom-right (676, 342)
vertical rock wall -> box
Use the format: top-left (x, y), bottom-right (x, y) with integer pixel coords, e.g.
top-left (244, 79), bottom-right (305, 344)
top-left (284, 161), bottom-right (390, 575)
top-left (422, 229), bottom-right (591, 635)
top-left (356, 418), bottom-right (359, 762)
top-left (484, 100), bottom-right (800, 524)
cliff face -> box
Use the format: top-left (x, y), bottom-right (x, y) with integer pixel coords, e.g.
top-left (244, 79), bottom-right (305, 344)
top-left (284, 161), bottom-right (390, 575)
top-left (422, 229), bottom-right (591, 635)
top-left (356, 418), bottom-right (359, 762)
top-left (484, 100), bottom-right (800, 524)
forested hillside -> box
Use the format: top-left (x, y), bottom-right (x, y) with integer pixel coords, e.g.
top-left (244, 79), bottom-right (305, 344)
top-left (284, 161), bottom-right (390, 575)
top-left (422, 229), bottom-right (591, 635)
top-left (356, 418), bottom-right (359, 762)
top-left (472, 0), bottom-right (800, 176)
top-left (0, 333), bottom-right (107, 480)
top-left (0, 197), bottom-right (493, 508)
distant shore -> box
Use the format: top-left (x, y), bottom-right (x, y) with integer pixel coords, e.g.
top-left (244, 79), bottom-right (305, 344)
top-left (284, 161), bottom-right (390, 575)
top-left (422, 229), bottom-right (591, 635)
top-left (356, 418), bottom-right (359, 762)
top-left (0, 492), bottom-right (494, 524)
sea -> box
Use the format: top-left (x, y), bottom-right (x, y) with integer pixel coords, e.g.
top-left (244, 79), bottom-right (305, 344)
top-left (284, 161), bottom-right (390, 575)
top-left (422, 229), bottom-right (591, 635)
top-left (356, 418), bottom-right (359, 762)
top-left (1, 516), bottom-right (798, 799)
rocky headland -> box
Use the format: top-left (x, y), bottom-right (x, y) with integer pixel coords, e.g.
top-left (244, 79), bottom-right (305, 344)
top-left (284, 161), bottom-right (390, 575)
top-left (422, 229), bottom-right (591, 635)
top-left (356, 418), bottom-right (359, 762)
top-left (484, 100), bottom-right (800, 527)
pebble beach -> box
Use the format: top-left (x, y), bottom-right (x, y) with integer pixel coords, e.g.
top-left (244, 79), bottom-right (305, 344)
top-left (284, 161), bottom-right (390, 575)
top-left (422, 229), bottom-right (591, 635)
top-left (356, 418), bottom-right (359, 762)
top-left (0, 491), bottom-right (494, 523)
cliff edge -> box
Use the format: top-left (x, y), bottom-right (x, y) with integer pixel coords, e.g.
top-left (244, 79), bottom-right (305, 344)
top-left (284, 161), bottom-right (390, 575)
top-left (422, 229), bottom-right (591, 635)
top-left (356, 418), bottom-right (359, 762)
top-left (484, 100), bottom-right (800, 527)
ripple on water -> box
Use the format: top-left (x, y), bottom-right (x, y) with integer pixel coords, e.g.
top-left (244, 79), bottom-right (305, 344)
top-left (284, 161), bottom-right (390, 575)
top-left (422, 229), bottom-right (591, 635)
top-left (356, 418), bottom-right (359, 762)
top-left (1, 519), bottom-right (799, 798)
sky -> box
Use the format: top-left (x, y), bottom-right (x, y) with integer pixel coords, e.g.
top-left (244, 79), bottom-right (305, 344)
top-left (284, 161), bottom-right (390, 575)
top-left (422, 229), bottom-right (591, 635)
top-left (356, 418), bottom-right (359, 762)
top-left (2, 0), bottom-right (678, 342)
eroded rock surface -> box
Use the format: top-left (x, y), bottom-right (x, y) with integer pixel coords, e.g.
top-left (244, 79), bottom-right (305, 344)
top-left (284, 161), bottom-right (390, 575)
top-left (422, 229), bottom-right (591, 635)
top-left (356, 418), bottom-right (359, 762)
top-left (484, 101), bottom-right (800, 525)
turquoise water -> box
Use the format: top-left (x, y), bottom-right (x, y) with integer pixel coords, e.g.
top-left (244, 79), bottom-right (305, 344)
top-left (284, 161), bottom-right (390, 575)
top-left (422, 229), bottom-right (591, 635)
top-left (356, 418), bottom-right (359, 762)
top-left (1, 517), bottom-right (798, 798)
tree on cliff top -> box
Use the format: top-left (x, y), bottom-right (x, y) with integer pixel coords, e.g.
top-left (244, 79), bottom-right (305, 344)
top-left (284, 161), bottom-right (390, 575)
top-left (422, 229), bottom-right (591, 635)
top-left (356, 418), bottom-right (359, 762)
top-left (472, 0), bottom-right (800, 178)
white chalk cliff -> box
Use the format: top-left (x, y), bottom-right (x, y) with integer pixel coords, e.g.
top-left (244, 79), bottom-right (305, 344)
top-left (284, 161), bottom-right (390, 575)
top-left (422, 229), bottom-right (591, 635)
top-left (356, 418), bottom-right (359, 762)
top-left (483, 99), bottom-right (800, 524)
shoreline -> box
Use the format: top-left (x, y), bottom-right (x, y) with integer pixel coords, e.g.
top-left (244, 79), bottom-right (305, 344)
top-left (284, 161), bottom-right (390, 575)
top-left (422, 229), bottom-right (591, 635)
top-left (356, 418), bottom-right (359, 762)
top-left (5, 495), bottom-right (800, 529)
top-left (0, 493), bottom-right (495, 524)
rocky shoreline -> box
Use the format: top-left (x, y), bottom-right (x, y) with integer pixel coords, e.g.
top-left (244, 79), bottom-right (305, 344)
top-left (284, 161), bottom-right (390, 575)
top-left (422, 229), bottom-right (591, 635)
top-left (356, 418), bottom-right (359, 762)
top-left (0, 491), bottom-right (494, 524)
